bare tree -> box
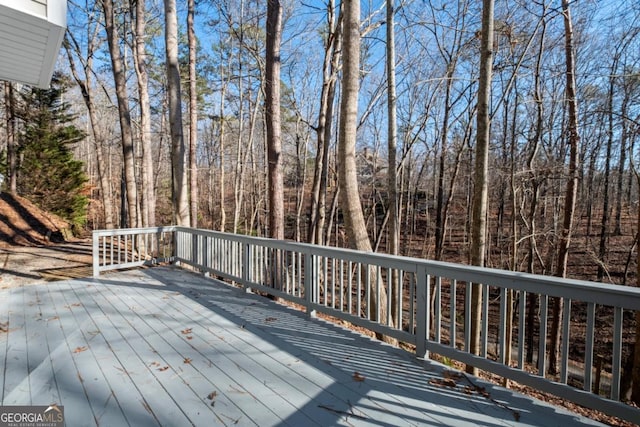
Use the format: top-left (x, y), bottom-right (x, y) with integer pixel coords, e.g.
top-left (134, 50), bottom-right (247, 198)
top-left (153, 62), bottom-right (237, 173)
top-left (188, 0), bottom-right (198, 228)
top-left (101, 0), bottom-right (139, 228)
top-left (386, 0), bottom-right (400, 325)
top-left (131, 0), bottom-right (156, 228)
top-left (164, 0), bottom-right (190, 226)
top-left (468, 0), bottom-right (494, 375)
top-left (64, 22), bottom-right (115, 229)
top-left (308, 0), bottom-right (342, 245)
top-left (338, 0), bottom-right (395, 344)
top-left (266, 0), bottom-right (284, 240)
top-left (548, 0), bottom-right (581, 375)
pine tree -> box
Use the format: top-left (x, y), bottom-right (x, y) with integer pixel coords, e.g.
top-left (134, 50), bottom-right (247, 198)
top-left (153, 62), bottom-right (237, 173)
top-left (16, 73), bottom-right (88, 229)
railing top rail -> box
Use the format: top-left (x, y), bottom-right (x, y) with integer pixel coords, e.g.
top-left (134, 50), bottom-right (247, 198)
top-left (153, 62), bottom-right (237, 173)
top-left (93, 226), bottom-right (177, 238)
top-left (101, 226), bottom-right (640, 311)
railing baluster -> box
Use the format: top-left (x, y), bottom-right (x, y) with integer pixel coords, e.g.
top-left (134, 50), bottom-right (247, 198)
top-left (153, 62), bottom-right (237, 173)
top-left (435, 276), bottom-right (441, 343)
top-left (465, 282), bottom-right (472, 353)
top-left (416, 266), bottom-right (428, 359)
top-left (409, 273), bottom-right (415, 336)
top-left (612, 307), bottom-right (623, 401)
top-left (348, 261), bottom-right (353, 315)
top-left (398, 269), bottom-right (404, 332)
top-left (560, 298), bottom-right (572, 384)
top-left (585, 302), bottom-right (596, 392)
top-left (387, 267), bottom-right (392, 326)
top-left (539, 295), bottom-right (548, 376)
top-left (376, 266), bottom-right (381, 323)
top-left (332, 258), bottom-right (336, 309)
top-left (450, 279), bottom-right (456, 348)
top-left (481, 284), bottom-right (489, 358)
top-left (357, 262), bottom-right (362, 317)
top-left (518, 291), bottom-right (526, 369)
top-left (499, 287), bottom-right (507, 364)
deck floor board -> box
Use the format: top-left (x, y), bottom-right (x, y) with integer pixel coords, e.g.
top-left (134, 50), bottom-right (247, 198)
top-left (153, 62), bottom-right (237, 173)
top-left (1, 266), bottom-right (605, 426)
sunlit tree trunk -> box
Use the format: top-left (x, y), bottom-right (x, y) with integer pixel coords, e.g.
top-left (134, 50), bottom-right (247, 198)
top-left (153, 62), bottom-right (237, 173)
top-left (468, 0), bottom-right (494, 375)
top-left (164, 0), bottom-right (190, 226)
top-left (338, 0), bottom-right (395, 344)
top-left (309, 0), bottom-right (342, 245)
top-left (266, 0), bottom-right (284, 240)
top-left (64, 30), bottom-right (114, 229)
top-left (548, 0), bottom-right (580, 376)
top-left (188, 0), bottom-right (198, 228)
top-left (102, 0), bottom-right (138, 228)
top-left (386, 0), bottom-right (400, 325)
top-left (132, 0), bottom-right (156, 228)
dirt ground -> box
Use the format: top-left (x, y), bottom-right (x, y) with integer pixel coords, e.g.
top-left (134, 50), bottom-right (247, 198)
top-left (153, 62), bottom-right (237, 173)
top-left (0, 240), bottom-right (93, 289)
top-left (0, 192), bottom-right (93, 288)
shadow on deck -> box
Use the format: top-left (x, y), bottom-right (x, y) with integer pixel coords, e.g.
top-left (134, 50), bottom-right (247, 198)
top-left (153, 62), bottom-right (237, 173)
top-left (0, 266), bottom-right (604, 426)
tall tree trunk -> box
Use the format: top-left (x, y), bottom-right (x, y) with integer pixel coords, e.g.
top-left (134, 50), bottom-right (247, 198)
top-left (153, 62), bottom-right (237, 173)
top-left (526, 7), bottom-right (547, 364)
top-left (598, 60), bottom-right (617, 280)
top-left (338, 0), bottom-right (395, 344)
top-left (164, 0), bottom-right (190, 226)
top-left (4, 82), bottom-right (16, 194)
top-left (468, 0), bottom-right (494, 375)
top-left (548, 0), bottom-right (581, 375)
top-left (309, 1), bottom-right (342, 245)
top-left (219, 77), bottom-right (228, 232)
top-left (102, 0), bottom-right (139, 228)
top-left (386, 0), bottom-right (400, 326)
top-left (132, 0), bottom-right (156, 228)
top-left (188, 0), bottom-right (198, 228)
top-left (64, 32), bottom-right (115, 229)
top-left (266, 0), bottom-right (284, 240)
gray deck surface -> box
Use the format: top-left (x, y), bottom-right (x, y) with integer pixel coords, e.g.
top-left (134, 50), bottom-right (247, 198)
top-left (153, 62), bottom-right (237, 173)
top-left (0, 266), bottom-right (605, 426)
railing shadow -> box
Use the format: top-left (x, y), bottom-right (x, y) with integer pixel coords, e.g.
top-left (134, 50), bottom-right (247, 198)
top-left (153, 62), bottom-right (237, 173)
top-left (89, 266), bottom-right (601, 426)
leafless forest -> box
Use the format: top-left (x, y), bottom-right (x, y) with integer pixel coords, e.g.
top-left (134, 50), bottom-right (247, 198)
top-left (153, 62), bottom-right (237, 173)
top-left (3, 2), bottom-right (640, 294)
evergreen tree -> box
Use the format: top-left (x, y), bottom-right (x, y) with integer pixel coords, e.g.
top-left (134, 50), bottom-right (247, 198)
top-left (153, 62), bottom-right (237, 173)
top-left (16, 73), bottom-right (88, 229)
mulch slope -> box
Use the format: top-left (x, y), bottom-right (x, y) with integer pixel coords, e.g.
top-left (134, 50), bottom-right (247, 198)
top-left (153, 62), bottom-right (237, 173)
top-left (0, 192), bottom-right (70, 247)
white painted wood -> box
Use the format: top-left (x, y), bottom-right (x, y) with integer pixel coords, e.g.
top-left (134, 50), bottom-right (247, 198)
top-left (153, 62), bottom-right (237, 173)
top-left (0, 0), bottom-right (66, 87)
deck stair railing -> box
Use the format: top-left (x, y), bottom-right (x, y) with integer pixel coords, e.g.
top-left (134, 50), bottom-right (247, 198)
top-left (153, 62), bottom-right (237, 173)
top-left (93, 226), bottom-right (640, 424)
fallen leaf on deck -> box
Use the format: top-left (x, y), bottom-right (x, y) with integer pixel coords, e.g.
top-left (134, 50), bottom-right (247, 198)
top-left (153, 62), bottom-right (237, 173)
top-left (73, 346), bottom-right (88, 353)
top-left (443, 370), bottom-right (463, 381)
top-left (181, 328), bottom-right (192, 334)
top-left (207, 391), bottom-right (218, 400)
top-left (186, 335), bottom-right (193, 340)
top-left (149, 361), bottom-right (160, 367)
top-left (158, 366), bottom-right (169, 372)
top-left (352, 372), bottom-right (366, 382)
top-left (429, 378), bottom-right (457, 388)
top-left (183, 358), bottom-right (192, 364)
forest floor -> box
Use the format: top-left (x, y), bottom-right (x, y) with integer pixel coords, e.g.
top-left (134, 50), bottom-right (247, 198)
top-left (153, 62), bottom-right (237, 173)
top-left (0, 192), bottom-right (92, 289)
top-left (0, 191), bottom-right (635, 425)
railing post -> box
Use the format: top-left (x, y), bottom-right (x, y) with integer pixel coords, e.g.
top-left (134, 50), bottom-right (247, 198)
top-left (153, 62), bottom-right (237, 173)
top-left (92, 231), bottom-right (100, 277)
top-left (416, 265), bottom-right (428, 359)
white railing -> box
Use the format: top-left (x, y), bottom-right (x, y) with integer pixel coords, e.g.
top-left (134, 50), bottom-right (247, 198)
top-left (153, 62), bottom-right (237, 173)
top-left (93, 226), bottom-right (640, 424)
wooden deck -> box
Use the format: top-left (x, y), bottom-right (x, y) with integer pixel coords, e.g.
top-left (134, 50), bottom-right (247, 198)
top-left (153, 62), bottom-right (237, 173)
top-left (1, 267), bottom-right (605, 426)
